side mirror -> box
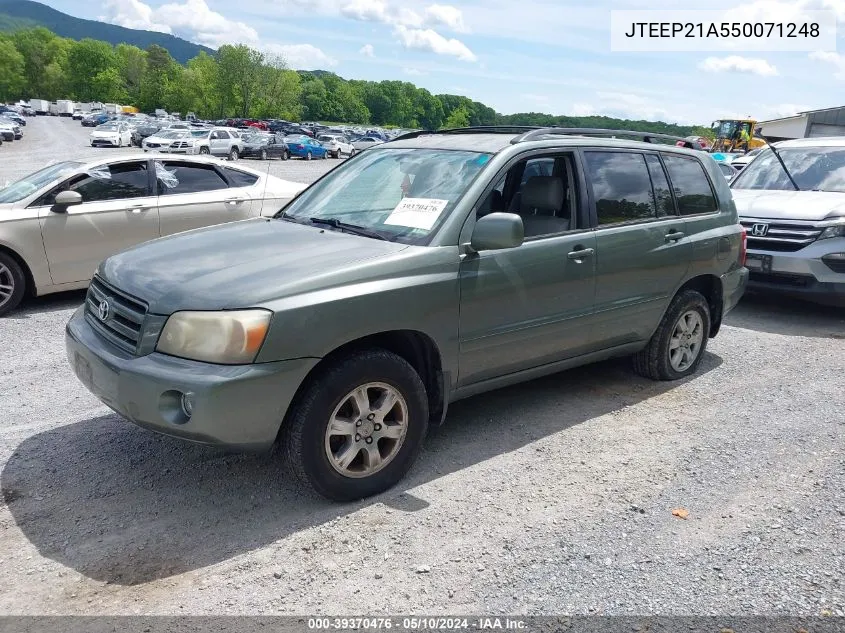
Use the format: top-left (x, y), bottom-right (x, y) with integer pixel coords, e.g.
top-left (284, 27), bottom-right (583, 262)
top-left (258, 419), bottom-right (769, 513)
top-left (52, 190), bottom-right (83, 212)
top-left (470, 212), bottom-right (524, 251)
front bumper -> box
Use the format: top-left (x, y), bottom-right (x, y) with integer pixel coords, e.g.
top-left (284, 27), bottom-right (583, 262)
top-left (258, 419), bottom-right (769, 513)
top-left (91, 138), bottom-right (120, 147)
top-left (745, 241), bottom-right (845, 307)
top-left (66, 307), bottom-right (319, 451)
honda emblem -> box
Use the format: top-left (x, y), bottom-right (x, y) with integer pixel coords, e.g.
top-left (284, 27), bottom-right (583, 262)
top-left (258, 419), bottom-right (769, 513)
top-left (751, 223), bottom-right (769, 237)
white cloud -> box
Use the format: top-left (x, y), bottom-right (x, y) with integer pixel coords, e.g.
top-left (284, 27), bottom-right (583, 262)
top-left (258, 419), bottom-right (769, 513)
top-left (394, 25), bottom-right (477, 61)
top-left (154, 0), bottom-right (259, 46)
top-left (359, 43), bottom-right (375, 57)
top-left (265, 43), bottom-right (338, 69)
top-left (403, 67), bottom-right (426, 75)
top-left (340, 0), bottom-right (391, 22)
top-left (698, 56), bottom-right (779, 76)
top-left (569, 92), bottom-right (686, 123)
top-left (761, 102), bottom-right (815, 118)
top-left (100, 0), bottom-right (173, 33)
top-left (424, 4), bottom-right (468, 32)
top-left (810, 50), bottom-right (845, 79)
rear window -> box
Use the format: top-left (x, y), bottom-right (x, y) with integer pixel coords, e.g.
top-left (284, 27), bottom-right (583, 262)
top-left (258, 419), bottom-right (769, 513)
top-left (223, 167), bottom-right (259, 187)
top-left (662, 155), bottom-right (718, 215)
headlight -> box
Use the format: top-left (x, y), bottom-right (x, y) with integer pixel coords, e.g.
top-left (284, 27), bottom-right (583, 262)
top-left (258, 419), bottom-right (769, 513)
top-left (819, 221), bottom-right (845, 240)
top-left (156, 309), bottom-right (272, 364)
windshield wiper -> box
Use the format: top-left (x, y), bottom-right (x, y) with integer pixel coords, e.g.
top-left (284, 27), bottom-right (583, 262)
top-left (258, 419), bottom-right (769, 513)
top-left (308, 217), bottom-right (389, 241)
top-left (754, 127), bottom-right (801, 191)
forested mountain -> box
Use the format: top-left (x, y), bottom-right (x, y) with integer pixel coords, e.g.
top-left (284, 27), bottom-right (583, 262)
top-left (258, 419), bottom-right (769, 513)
top-left (0, 0), bottom-right (212, 64)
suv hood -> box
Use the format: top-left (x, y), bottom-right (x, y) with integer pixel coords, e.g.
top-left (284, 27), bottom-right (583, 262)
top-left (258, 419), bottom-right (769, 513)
top-left (732, 188), bottom-right (845, 221)
top-left (98, 219), bottom-right (409, 314)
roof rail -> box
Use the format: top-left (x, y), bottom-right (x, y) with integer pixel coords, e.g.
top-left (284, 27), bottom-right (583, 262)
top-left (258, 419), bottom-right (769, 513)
top-left (391, 126), bottom-right (541, 142)
top-left (510, 127), bottom-right (697, 148)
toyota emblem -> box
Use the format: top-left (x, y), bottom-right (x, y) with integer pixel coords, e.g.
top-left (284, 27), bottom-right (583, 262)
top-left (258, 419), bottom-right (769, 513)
top-left (97, 299), bottom-right (110, 321)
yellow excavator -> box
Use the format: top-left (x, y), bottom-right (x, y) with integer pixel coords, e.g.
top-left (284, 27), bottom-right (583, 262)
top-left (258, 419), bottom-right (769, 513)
top-left (710, 118), bottom-right (766, 153)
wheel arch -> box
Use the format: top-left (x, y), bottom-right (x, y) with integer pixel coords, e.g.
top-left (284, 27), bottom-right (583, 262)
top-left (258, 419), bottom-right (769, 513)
top-left (0, 243), bottom-right (36, 297)
top-left (277, 329), bottom-right (447, 443)
top-left (675, 274), bottom-right (723, 337)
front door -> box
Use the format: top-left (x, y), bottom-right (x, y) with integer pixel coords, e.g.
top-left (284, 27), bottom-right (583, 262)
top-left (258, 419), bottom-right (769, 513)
top-left (37, 160), bottom-right (160, 285)
top-left (582, 150), bottom-right (692, 348)
top-left (155, 159), bottom-right (252, 235)
top-left (458, 151), bottom-right (597, 386)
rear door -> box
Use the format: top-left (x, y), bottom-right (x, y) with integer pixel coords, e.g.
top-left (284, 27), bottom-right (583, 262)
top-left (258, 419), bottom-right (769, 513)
top-left (37, 160), bottom-right (160, 285)
top-left (155, 159), bottom-right (252, 235)
top-left (209, 131), bottom-right (230, 155)
top-left (583, 149), bottom-right (691, 348)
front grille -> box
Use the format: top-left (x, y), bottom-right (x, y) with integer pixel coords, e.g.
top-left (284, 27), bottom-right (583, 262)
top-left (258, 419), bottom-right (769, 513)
top-left (740, 219), bottom-right (824, 252)
top-left (85, 277), bottom-right (148, 354)
top-left (171, 141), bottom-right (190, 148)
top-left (749, 272), bottom-right (811, 287)
top-left (145, 142), bottom-right (161, 148)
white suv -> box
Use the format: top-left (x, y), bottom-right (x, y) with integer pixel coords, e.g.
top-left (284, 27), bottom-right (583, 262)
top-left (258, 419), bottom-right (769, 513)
top-left (731, 137), bottom-right (845, 307)
top-left (167, 128), bottom-right (243, 159)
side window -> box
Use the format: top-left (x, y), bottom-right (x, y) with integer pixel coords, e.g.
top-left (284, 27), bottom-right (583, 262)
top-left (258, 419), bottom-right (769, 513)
top-left (644, 154), bottom-right (675, 217)
top-left (584, 151), bottom-right (656, 225)
top-left (38, 162), bottom-right (150, 205)
top-left (520, 158), bottom-right (554, 185)
top-left (217, 131), bottom-right (231, 139)
top-left (662, 155), bottom-right (718, 215)
top-left (222, 167), bottom-right (259, 187)
top-left (157, 162), bottom-right (229, 195)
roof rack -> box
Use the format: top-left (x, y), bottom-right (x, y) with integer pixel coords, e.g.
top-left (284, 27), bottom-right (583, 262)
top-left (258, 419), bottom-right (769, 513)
top-left (510, 127), bottom-right (696, 147)
top-left (390, 126), bottom-right (541, 142)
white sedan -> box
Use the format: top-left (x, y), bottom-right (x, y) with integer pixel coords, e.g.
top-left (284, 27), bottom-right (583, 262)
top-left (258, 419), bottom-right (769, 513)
top-left (318, 134), bottom-right (355, 158)
top-left (351, 136), bottom-right (384, 152)
top-left (90, 122), bottom-right (133, 148)
top-left (0, 154), bottom-right (307, 316)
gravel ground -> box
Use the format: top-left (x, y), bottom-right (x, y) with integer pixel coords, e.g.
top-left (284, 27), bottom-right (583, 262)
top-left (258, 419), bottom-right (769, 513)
top-left (0, 118), bottom-right (844, 616)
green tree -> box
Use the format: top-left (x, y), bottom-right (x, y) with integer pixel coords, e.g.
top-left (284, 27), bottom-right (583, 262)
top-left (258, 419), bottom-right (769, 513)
top-left (300, 77), bottom-right (327, 121)
top-left (115, 44), bottom-right (147, 104)
top-left (184, 52), bottom-right (221, 118)
top-left (11, 28), bottom-right (70, 98)
top-left (217, 44), bottom-right (265, 117)
top-left (0, 38), bottom-right (26, 101)
top-left (92, 67), bottom-right (129, 103)
top-left (139, 45), bottom-right (177, 111)
top-left (443, 105), bottom-right (471, 128)
top-left (66, 38), bottom-right (118, 101)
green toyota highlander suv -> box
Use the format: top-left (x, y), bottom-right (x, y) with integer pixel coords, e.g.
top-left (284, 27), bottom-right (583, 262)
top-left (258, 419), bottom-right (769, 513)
top-left (66, 127), bottom-right (749, 501)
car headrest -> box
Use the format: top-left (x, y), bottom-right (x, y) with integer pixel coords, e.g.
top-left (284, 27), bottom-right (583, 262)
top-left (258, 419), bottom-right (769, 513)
top-left (522, 176), bottom-right (564, 211)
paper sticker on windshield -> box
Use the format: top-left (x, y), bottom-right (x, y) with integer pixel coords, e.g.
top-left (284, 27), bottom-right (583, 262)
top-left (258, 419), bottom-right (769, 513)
top-left (385, 198), bottom-right (449, 230)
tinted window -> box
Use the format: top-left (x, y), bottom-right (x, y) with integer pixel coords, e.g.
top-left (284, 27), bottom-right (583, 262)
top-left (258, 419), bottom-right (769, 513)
top-left (644, 154), bottom-right (675, 217)
top-left (41, 162), bottom-right (149, 204)
top-left (217, 131), bottom-right (231, 139)
top-left (584, 152), bottom-right (655, 225)
top-left (157, 162), bottom-right (228, 195)
top-left (521, 158), bottom-right (554, 185)
top-left (223, 167), bottom-right (259, 187)
top-left (663, 155), bottom-right (718, 215)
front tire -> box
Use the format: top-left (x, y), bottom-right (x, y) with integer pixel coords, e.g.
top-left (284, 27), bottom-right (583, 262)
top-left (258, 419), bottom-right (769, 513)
top-left (305, 151), bottom-right (312, 161)
top-left (282, 150), bottom-right (289, 161)
top-left (199, 146), bottom-right (210, 155)
top-left (0, 253), bottom-right (26, 317)
top-left (633, 289), bottom-right (711, 381)
top-left (229, 147), bottom-right (239, 161)
top-left (260, 148), bottom-right (268, 160)
top-left (283, 350), bottom-right (429, 501)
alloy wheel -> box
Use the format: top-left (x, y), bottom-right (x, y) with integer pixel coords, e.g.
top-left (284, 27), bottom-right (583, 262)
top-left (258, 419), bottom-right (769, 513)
top-left (324, 382), bottom-right (409, 478)
top-left (669, 310), bottom-right (704, 372)
top-left (0, 263), bottom-right (15, 310)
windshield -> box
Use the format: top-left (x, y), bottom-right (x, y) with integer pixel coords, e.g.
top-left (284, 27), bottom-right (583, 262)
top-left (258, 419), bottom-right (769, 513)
top-left (0, 161), bottom-right (83, 203)
top-left (244, 133), bottom-right (270, 143)
top-left (279, 148), bottom-right (492, 244)
top-left (189, 130), bottom-right (209, 137)
top-left (160, 130), bottom-right (187, 139)
top-left (96, 123), bottom-right (120, 131)
top-left (731, 146), bottom-right (845, 192)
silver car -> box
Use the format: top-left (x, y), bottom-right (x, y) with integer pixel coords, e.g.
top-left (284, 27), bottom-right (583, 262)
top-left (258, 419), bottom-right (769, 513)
top-left (731, 137), bottom-right (845, 307)
top-left (0, 155), bottom-right (307, 315)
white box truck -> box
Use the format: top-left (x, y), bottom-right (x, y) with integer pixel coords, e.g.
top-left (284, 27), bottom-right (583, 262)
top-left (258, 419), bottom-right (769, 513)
top-left (103, 103), bottom-right (119, 115)
top-left (56, 100), bottom-right (74, 116)
top-left (48, 103), bottom-right (58, 116)
top-left (30, 99), bottom-right (50, 115)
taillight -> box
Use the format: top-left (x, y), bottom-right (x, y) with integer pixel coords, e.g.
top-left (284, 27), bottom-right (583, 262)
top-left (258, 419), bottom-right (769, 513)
top-left (739, 226), bottom-right (747, 267)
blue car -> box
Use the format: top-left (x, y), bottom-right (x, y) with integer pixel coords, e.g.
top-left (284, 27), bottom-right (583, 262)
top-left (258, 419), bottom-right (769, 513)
top-left (285, 136), bottom-right (328, 160)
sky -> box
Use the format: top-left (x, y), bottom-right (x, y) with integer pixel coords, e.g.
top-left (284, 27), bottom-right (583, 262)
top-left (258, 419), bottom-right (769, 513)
top-left (39, 0), bottom-right (845, 125)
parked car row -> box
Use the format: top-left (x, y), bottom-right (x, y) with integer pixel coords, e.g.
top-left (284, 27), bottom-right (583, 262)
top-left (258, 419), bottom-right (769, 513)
top-left (0, 104), bottom-right (27, 148)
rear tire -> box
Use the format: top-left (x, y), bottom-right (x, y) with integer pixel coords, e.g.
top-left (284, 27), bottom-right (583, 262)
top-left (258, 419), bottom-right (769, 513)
top-left (282, 150), bottom-right (289, 161)
top-left (0, 252), bottom-right (26, 317)
top-left (229, 147), bottom-right (239, 161)
top-left (260, 149), bottom-right (268, 161)
top-left (283, 349), bottom-right (429, 501)
top-left (633, 289), bottom-right (711, 381)
top-left (305, 151), bottom-right (312, 161)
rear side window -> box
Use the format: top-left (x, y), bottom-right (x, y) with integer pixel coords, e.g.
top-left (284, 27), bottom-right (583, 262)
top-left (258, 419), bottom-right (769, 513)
top-left (662, 155), bottom-right (718, 215)
top-left (157, 162), bottom-right (229, 195)
top-left (644, 154), bottom-right (675, 217)
top-left (584, 151), bottom-right (655, 225)
top-left (223, 167), bottom-right (259, 187)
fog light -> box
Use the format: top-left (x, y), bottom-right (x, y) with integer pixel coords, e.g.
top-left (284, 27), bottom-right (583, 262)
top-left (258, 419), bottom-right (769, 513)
top-left (181, 392), bottom-right (195, 418)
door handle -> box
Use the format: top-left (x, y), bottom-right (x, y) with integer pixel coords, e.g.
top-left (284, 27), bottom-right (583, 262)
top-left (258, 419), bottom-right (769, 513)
top-left (665, 231), bottom-right (685, 242)
top-left (226, 198), bottom-right (244, 205)
top-left (130, 207), bottom-right (150, 214)
top-left (567, 247), bottom-right (595, 261)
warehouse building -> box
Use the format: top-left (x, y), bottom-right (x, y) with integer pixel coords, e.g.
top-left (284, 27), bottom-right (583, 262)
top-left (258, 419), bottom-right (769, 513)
top-left (759, 106), bottom-right (845, 141)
